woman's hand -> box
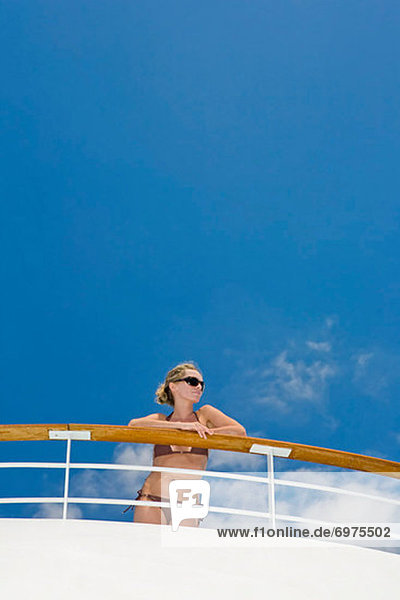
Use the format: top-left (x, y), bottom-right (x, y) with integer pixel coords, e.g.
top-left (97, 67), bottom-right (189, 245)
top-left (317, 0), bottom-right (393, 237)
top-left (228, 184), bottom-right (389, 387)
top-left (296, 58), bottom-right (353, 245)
top-left (177, 421), bottom-right (214, 439)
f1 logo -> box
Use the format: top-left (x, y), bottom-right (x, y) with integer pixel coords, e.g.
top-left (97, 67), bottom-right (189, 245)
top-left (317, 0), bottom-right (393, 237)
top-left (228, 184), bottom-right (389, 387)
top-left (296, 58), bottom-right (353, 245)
top-left (169, 480), bottom-right (210, 531)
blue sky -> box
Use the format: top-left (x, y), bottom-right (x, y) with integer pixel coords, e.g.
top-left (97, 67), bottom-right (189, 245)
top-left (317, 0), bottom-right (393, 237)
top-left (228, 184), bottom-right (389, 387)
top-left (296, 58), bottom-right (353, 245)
top-left (1, 0), bottom-right (400, 484)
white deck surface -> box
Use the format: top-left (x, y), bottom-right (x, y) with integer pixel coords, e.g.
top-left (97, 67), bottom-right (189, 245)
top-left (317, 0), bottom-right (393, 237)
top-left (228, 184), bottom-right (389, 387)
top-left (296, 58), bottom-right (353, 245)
top-left (0, 518), bottom-right (399, 599)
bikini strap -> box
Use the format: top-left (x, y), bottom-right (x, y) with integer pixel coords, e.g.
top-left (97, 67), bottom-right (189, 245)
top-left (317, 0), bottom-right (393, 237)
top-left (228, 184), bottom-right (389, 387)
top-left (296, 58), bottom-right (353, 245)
top-left (166, 411), bottom-right (198, 421)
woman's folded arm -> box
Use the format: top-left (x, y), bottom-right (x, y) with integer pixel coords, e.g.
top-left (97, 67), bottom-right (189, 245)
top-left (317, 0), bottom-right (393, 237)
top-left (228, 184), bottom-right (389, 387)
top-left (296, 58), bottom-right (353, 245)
top-left (209, 424), bottom-right (247, 435)
top-left (128, 415), bottom-right (189, 430)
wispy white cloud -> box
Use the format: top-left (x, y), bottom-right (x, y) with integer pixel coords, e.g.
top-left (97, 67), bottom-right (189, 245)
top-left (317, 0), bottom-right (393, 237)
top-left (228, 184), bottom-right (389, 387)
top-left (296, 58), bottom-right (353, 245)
top-left (277, 470), bottom-right (400, 524)
top-left (114, 443), bottom-right (153, 467)
top-left (306, 341), bottom-right (331, 352)
top-left (352, 350), bottom-right (400, 400)
top-left (208, 449), bottom-right (265, 472)
top-left (353, 352), bottom-right (374, 387)
top-left (33, 503), bottom-right (83, 519)
top-left (69, 444), bottom-right (153, 505)
top-left (225, 316), bottom-right (399, 433)
top-left (257, 350), bottom-right (336, 412)
top-left (201, 468), bottom-right (400, 531)
top-left (355, 353), bottom-right (374, 369)
top-left (325, 316), bottom-right (338, 330)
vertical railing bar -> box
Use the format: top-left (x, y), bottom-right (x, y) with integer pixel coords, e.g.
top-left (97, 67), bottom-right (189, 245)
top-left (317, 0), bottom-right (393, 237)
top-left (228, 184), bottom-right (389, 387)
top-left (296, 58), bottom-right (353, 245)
top-left (62, 437), bottom-right (71, 520)
top-left (267, 452), bottom-right (276, 528)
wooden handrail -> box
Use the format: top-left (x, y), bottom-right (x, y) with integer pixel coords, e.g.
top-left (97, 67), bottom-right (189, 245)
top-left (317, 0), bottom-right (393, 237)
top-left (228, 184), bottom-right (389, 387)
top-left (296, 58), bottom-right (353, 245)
top-left (0, 423), bottom-right (399, 479)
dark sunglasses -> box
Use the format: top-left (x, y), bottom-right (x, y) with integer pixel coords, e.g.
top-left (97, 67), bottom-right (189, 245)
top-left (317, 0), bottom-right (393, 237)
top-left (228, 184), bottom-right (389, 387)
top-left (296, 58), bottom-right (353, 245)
top-left (174, 376), bottom-right (205, 390)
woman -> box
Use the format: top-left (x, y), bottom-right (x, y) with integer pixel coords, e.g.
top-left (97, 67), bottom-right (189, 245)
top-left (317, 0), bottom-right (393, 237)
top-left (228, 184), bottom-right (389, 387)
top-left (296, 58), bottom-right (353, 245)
top-left (127, 362), bottom-right (246, 526)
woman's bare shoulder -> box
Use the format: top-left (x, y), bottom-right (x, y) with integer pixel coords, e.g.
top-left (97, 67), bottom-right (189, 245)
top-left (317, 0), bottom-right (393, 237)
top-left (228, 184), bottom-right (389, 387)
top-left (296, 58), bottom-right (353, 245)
top-left (149, 412), bottom-right (168, 420)
top-left (127, 412), bottom-right (168, 426)
top-left (197, 404), bottom-right (244, 428)
top-left (196, 404), bottom-right (218, 425)
top-left (136, 412), bottom-right (168, 420)
top-left (197, 404), bottom-right (222, 417)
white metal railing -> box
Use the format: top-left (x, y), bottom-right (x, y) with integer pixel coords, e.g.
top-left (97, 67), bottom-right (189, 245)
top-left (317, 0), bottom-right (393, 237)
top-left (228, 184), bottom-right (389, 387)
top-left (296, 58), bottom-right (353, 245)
top-left (1, 430), bottom-right (400, 528)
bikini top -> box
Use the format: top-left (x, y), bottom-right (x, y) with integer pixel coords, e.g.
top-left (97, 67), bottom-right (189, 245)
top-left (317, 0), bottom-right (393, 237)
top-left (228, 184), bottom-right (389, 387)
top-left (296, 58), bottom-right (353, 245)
top-left (153, 411), bottom-right (209, 459)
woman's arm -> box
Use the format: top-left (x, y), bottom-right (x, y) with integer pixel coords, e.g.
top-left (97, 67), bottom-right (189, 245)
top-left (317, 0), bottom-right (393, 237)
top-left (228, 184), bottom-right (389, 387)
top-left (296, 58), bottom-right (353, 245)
top-left (127, 413), bottom-right (211, 432)
top-left (128, 413), bottom-right (171, 428)
top-left (199, 405), bottom-right (246, 436)
top-left (128, 412), bottom-right (214, 438)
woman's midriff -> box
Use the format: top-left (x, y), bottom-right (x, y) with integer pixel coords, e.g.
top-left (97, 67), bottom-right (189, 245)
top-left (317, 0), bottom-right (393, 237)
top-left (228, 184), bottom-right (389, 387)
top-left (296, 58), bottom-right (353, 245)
top-left (140, 453), bottom-right (208, 499)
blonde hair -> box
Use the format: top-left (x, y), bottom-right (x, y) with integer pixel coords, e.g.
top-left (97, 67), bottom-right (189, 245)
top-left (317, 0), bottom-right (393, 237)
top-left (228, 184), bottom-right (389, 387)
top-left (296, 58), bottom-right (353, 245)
top-left (155, 362), bottom-right (202, 407)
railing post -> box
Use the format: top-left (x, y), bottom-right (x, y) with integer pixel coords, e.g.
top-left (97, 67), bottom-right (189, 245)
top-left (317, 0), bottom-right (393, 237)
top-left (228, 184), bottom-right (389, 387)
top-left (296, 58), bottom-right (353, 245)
top-left (49, 430), bottom-right (91, 520)
top-left (267, 451), bottom-right (276, 528)
top-left (249, 444), bottom-right (293, 529)
top-left (62, 437), bottom-right (71, 520)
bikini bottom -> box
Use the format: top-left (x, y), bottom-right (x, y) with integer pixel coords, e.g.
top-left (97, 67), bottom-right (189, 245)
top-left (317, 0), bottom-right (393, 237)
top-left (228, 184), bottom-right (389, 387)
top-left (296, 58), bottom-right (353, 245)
top-left (123, 488), bottom-right (171, 522)
top-left (123, 488), bottom-right (203, 526)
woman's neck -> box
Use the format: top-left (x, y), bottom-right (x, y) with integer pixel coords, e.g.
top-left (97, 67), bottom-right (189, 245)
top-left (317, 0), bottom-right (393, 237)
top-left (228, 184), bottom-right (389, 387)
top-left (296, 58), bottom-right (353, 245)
top-left (171, 402), bottom-right (195, 420)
